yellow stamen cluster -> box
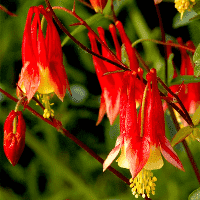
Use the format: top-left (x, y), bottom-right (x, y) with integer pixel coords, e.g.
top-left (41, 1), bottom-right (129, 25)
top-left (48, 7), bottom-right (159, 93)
top-left (37, 94), bottom-right (54, 118)
top-left (129, 169), bottom-right (157, 198)
top-left (175, 0), bottom-right (196, 19)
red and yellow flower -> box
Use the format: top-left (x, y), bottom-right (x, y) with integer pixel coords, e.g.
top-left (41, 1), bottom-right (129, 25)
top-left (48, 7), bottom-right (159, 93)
top-left (88, 21), bottom-right (140, 125)
top-left (103, 69), bottom-right (184, 198)
top-left (17, 5), bottom-right (70, 118)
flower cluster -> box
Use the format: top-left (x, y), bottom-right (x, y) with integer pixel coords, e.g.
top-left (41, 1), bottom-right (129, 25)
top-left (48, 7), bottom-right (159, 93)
top-left (3, 5), bottom-right (71, 166)
top-left (2, 2), bottom-right (198, 199)
top-left (88, 21), bottom-right (185, 197)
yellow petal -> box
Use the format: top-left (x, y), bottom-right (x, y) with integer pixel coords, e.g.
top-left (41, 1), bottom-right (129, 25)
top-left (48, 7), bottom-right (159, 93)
top-left (144, 145), bottom-right (163, 170)
top-left (116, 146), bottom-right (129, 169)
top-left (37, 63), bottom-right (54, 94)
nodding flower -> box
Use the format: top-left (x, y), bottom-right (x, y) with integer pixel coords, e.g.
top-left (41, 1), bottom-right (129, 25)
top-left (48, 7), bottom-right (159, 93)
top-left (103, 69), bottom-right (184, 198)
top-left (17, 5), bottom-right (70, 118)
top-left (88, 21), bottom-right (139, 125)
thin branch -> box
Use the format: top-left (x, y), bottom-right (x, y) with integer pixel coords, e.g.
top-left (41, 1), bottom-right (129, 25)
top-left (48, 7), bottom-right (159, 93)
top-left (59, 127), bottom-right (130, 185)
top-left (132, 38), bottom-right (195, 53)
top-left (0, 4), bottom-right (17, 16)
top-left (168, 104), bottom-right (200, 184)
top-left (154, 2), bottom-right (168, 85)
top-left (182, 140), bottom-right (200, 184)
top-left (157, 76), bottom-right (194, 127)
top-left (44, 0), bottom-right (129, 71)
top-left (0, 87), bottom-right (130, 185)
top-left (110, 0), bottom-right (117, 22)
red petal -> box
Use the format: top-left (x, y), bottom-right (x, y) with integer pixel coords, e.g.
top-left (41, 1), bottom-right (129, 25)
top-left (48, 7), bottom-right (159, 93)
top-left (160, 136), bottom-right (184, 171)
top-left (88, 31), bottom-right (120, 124)
top-left (103, 134), bottom-right (124, 171)
top-left (17, 62), bottom-right (40, 101)
top-left (96, 94), bottom-right (106, 126)
top-left (115, 21), bottom-right (139, 71)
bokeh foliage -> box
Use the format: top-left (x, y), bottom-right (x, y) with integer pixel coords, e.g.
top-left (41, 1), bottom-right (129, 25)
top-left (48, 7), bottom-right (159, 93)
top-left (0, 0), bottom-right (200, 199)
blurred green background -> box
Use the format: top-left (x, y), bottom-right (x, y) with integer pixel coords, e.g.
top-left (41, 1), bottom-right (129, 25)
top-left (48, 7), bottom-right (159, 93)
top-left (0, 0), bottom-right (200, 199)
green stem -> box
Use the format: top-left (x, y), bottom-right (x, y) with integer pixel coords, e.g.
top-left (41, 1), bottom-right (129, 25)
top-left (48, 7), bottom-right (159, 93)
top-left (12, 96), bottom-right (26, 134)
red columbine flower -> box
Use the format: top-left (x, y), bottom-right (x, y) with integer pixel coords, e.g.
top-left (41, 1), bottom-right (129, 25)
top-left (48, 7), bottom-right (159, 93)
top-left (166, 38), bottom-right (199, 116)
top-left (17, 6), bottom-right (70, 117)
top-left (178, 38), bottom-right (199, 114)
top-left (88, 21), bottom-right (139, 125)
top-left (89, 0), bottom-right (108, 13)
top-left (4, 110), bottom-right (26, 166)
top-left (103, 69), bottom-right (184, 198)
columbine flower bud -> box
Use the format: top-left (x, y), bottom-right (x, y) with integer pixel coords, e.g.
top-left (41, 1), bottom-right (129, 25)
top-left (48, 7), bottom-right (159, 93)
top-left (89, 0), bottom-right (108, 13)
top-left (3, 110), bottom-right (26, 166)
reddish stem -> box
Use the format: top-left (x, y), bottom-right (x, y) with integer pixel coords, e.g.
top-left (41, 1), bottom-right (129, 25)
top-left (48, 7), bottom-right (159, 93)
top-left (110, 0), bottom-right (117, 22)
top-left (59, 127), bottom-right (130, 185)
top-left (154, 3), bottom-right (168, 84)
top-left (0, 87), bottom-right (130, 185)
top-left (182, 140), bottom-right (200, 184)
top-left (44, 0), bottom-right (128, 71)
top-left (168, 105), bottom-right (200, 184)
top-left (0, 4), bottom-right (17, 16)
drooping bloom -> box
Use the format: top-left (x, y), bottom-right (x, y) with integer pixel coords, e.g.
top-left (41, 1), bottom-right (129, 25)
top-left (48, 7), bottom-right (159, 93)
top-left (175, 0), bottom-right (196, 19)
top-left (165, 38), bottom-right (200, 142)
top-left (89, 0), bottom-right (108, 13)
top-left (166, 38), bottom-right (199, 117)
top-left (17, 6), bottom-right (70, 117)
top-left (4, 110), bottom-right (26, 166)
top-left (88, 21), bottom-right (140, 125)
top-left (103, 69), bottom-right (184, 198)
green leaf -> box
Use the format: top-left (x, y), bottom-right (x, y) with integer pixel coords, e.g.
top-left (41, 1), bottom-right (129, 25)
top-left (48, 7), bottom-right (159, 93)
top-left (170, 75), bottom-right (200, 85)
top-left (192, 106), bottom-right (200, 125)
top-left (188, 187), bottom-right (200, 200)
top-left (193, 128), bottom-right (200, 142)
top-left (167, 53), bottom-right (174, 85)
top-left (194, 64), bottom-right (200, 77)
top-left (193, 43), bottom-right (200, 64)
top-left (171, 126), bottom-right (193, 147)
top-left (193, 0), bottom-right (200, 14)
top-left (193, 43), bottom-right (200, 76)
top-left (173, 10), bottom-right (198, 29)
